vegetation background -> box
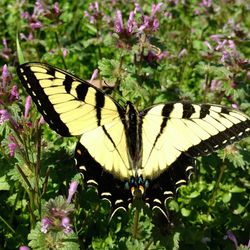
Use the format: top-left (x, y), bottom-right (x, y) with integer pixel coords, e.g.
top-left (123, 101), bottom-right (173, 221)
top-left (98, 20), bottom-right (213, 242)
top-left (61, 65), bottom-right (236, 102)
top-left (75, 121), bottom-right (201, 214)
top-left (0, 0), bottom-right (249, 249)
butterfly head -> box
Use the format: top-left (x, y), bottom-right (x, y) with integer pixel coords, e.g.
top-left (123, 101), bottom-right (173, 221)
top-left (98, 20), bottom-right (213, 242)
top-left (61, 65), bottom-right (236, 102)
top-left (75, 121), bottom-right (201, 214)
top-left (127, 176), bottom-right (149, 200)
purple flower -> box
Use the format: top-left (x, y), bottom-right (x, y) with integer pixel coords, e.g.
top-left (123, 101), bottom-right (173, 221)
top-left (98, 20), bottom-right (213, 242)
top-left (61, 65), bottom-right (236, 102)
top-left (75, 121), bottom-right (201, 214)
top-left (0, 109), bottom-right (10, 124)
top-left (138, 16), bottom-right (149, 32)
top-left (114, 10), bottom-right (124, 33)
top-left (1, 39), bottom-right (12, 60)
top-left (90, 69), bottom-right (99, 83)
top-left (151, 3), bottom-right (163, 17)
top-left (39, 116), bottom-right (45, 125)
top-left (221, 50), bottom-right (232, 65)
top-left (1, 64), bottom-right (12, 90)
top-left (20, 32), bottom-right (33, 41)
top-left (134, 3), bottom-right (143, 14)
top-left (231, 103), bottom-right (238, 109)
top-left (178, 48), bottom-right (187, 58)
top-left (9, 85), bottom-right (19, 102)
top-left (67, 181), bottom-right (78, 203)
top-left (152, 19), bottom-right (159, 31)
top-left (199, 0), bottom-right (212, 8)
top-left (204, 41), bottom-right (213, 51)
top-left (61, 48), bottom-right (68, 57)
top-left (210, 34), bottom-right (223, 43)
top-left (30, 21), bottom-right (42, 30)
top-left (19, 246), bottom-right (30, 250)
top-left (61, 217), bottom-right (73, 234)
top-left (84, 2), bottom-right (101, 24)
top-left (53, 2), bottom-right (60, 15)
top-left (210, 79), bottom-right (221, 91)
top-left (41, 217), bottom-right (52, 233)
top-left (157, 51), bottom-right (169, 60)
top-left (127, 11), bottom-right (135, 33)
top-left (215, 39), bottom-right (227, 51)
top-left (8, 135), bottom-right (16, 157)
top-left (33, 0), bottom-right (44, 17)
top-left (24, 96), bottom-right (32, 119)
top-left (20, 0), bottom-right (44, 38)
top-left (227, 231), bottom-right (238, 248)
top-left (137, 3), bottom-right (162, 33)
top-left (21, 11), bottom-right (30, 19)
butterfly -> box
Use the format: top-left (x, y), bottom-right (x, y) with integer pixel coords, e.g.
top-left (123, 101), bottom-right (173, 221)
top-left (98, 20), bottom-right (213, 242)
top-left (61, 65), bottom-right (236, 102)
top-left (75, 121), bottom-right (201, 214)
top-left (17, 62), bottom-right (250, 218)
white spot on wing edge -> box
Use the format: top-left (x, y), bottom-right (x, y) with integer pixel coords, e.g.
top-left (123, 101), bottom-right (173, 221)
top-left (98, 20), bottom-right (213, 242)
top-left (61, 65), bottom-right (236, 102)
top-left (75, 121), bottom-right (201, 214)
top-left (101, 192), bottom-right (112, 197)
top-left (186, 166), bottom-right (194, 172)
top-left (153, 198), bottom-right (162, 204)
top-left (87, 179), bottom-right (98, 186)
top-left (115, 199), bottom-right (124, 205)
top-left (79, 166), bottom-right (86, 171)
top-left (175, 180), bottom-right (186, 185)
top-left (164, 190), bottom-right (173, 196)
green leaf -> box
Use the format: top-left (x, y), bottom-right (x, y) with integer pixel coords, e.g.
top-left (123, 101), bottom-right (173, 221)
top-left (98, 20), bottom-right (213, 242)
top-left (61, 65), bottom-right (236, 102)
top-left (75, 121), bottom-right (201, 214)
top-left (0, 176), bottom-right (10, 190)
top-left (222, 192), bottom-right (232, 203)
top-left (188, 190), bottom-right (200, 198)
top-left (28, 222), bottom-right (80, 250)
top-left (16, 34), bottom-right (25, 64)
top-left (181, 208), bottom-right (191, 217)
top-left (230, 186), bottom-right (245, 193)
top-left (172, 232), bottom-right (180, 250)
top-left (233, 204), bottom-right (245, 215)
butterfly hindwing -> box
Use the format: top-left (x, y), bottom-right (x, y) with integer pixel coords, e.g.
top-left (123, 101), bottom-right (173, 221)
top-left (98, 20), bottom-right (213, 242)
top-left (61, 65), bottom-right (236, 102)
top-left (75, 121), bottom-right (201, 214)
top-left (75, 142), bottom-right (131, 216)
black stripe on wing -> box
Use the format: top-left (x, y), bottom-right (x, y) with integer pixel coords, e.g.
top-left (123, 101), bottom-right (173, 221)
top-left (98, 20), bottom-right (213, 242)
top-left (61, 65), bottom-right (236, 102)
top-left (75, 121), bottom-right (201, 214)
top-left (187, 119), bottom-right (250, 157)
top-left (75, 142), bottom-right (131, 218)
top-left (185, 104), bottom-right (250, 157)
top-left (17, 64), bottom-right (71, 136)
top-left (142, 102), bottom-right (249, 158)
top-left (17, 63), bottom-right (112, 137)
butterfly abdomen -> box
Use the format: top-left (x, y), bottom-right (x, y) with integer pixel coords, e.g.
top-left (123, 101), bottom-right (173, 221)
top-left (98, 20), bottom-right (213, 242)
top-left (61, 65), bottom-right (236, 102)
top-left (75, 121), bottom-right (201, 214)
top-left (125, 102), bottom-right (142, 172)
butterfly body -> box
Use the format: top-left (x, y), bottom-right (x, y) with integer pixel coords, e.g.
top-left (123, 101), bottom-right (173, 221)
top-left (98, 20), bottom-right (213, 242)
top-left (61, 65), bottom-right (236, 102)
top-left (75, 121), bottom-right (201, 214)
top-left (17, 62), bottom-right (250, 218)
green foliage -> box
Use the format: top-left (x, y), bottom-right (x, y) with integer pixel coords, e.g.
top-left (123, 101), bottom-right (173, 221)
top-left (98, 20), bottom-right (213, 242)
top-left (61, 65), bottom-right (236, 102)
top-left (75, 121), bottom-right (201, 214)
top-left (28, 222), bottom-right (79, 250)
top-left (0, 0), bottom-right (249, 249)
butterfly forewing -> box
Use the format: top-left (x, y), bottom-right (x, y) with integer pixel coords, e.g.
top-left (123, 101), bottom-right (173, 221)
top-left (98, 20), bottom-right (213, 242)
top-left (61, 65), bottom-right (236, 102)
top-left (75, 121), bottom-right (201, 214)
top-left (17, 62), bottom-right (133, 213)
top-left (141, 103), bottom-right (250, 179)
top-left (17, 63), bottom-right (122, 136)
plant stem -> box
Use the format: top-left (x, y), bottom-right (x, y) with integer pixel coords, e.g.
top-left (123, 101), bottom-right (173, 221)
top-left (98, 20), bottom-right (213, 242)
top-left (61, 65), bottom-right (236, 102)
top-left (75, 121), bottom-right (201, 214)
top-left (132, 206), bottom-right (139, 239)
top-left (209, 163), bottom-right (226, 207)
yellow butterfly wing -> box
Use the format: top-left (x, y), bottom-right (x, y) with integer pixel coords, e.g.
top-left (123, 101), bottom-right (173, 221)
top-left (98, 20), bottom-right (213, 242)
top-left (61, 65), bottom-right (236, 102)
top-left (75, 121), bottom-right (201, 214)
top-left (141, 102), bottom-right (250, 180)
top-left (17, 63), bottom-right (131, 180)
